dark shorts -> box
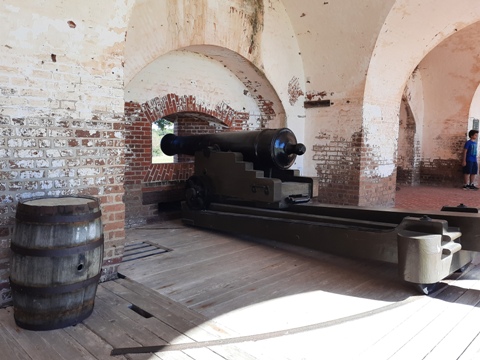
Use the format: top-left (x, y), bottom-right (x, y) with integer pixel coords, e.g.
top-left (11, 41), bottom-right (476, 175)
top-left (463, 161), bottom-right (478, 175)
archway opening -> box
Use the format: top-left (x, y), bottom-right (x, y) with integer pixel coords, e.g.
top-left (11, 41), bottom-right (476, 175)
top-left (152, 112), bottom-right (229, 164)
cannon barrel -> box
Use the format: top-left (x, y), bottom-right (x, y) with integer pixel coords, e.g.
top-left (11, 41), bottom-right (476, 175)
top-left (161, 128), bottom-right (306, 170)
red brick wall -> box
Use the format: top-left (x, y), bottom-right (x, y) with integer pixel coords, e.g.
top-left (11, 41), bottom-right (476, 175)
top-left (0, 1), bottom-right (131, 307)
top-left (314, 130), bottom-right (362, 204)
top-left (124, 94), bottom-right (250, 227)
top-left (397, 98), bottom-right (419, 185)
top-left (397, 98), bottom-right (465, 187)
top-left (174, 118), bottom-right (218, 163)
top-left (0, 113), bottom-right (127, 304)
top-left (417, 134), bottom-right (465, 186)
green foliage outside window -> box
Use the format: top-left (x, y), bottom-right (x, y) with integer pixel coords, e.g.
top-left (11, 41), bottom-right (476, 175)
top-left (154, 118), bottom-right (173, 133)
top-left (152, 119), bottom-right (174, 163)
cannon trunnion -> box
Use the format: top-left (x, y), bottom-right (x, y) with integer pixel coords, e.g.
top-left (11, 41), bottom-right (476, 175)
top-left (161, 128), bottom-right (480, 294)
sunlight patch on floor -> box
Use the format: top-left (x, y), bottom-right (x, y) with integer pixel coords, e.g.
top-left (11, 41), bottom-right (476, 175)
top-left (205, 290), bottom-right (393, 335)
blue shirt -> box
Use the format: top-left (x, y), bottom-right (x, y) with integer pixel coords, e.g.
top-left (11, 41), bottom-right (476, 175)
top-left (465, 139), bottom-right (478, 162)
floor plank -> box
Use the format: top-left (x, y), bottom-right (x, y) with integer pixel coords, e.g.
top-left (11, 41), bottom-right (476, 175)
top-left (118, 220), bottom-right (480, 359)
top-left (2, 218), bottom-right (480, 359)
top-left (97, 286), bottom-right (228, 360)
top-left (63, 323), bottom-right (129, 360)
top-left (0, 310), bottom-right (32, 360)
top-left (82, 298), bottom-right (164, 360)
top-left (104, 278), bottom-right (260, 359)
top-left (0, 308), bottom-right (91, 360)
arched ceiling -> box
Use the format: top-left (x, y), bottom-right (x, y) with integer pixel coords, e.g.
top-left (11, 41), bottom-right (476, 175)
top-left (124, 0), bottom-right (480, 179)
top-left (280, 0), bottom-right (395, 99)
top-left (365, 0), bottom-right (480, 105)
top-left (125, 0), bottom-right (480, 111)
top-left (124, 0), bottom-right (306, 132)
top-left (187, 45), bottom-right (285, 123)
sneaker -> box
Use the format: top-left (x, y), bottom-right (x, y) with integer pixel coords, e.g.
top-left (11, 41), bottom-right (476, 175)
top-left (469, 184), bottom-right (479, 190)
top-left (463, 185), bottom-right (470, 190)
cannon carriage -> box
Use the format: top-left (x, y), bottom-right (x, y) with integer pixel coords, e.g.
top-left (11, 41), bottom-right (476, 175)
top-left (161, 128), bottom-right (480, 294)
top-left (161, 128), bottom-right (312, 209)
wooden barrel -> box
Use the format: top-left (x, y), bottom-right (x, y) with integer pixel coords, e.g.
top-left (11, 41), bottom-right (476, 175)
top-left (10, 196), bottom-right (104, 330)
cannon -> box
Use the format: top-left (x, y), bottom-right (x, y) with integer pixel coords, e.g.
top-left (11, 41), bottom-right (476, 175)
top-left (161, 128), bottom-right (307, 170)
top-left (161, 128), bottom-right (313, 209)
top-left (161, 127), bottom-right (480, 294)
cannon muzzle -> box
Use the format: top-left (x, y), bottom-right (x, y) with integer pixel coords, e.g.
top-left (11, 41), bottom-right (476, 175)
top-left (161, 128), bottom-right (305, 170)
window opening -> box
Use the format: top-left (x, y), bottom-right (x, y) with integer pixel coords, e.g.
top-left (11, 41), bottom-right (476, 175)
top-left (152, 118), bottom-right (174, 164)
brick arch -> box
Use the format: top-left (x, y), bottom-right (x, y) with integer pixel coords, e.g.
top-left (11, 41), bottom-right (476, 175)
top-left (124, 94), bottom-right (249, 226)
top-left (361, 7), bottom-right (480, 206)
top-left (140, 93), bottom-right (249, 184)
top-left (143, 94), bottom-right (240, 128)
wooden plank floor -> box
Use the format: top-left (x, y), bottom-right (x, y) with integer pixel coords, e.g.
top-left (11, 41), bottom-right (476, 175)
top-left (2, 218), bottom-right (480, 359)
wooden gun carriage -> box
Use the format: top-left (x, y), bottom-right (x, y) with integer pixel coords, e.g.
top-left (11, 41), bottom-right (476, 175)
top-left (161, 128), bottom-right (480, 294)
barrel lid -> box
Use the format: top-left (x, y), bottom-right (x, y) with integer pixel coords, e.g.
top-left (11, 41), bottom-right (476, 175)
top-left (16, 196), bottom-right (101, 223)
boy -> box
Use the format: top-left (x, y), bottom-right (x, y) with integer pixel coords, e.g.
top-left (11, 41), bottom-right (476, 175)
top-left (462, 129), bottom-right (479, 190)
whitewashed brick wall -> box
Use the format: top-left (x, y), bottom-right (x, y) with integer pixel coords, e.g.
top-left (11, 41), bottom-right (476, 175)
top-left (0, 0), bottom-right (133, 306)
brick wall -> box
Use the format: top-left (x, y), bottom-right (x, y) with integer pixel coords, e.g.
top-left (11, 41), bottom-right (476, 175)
top-left (397, 97), bottom-right (420, 185)
top-left (0, 100), bottom-right (126, 306)
top-left (312, 111), bottom-right (399, 207)
top-left (415, 132), bottom-right (466, 186)
top-left (397, 96), bottom-right (466, 187)
top-left (124, 95), bottom-right (251, 227)
top-left (314, 131), bottom-right (362, 204)
top-left (0, 1), bottom-right (131, 307)
top-left (174, 118), bottom-right (219, 163)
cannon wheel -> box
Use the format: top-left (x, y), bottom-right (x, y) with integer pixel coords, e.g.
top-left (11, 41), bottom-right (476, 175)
top-left (185, 175), bottom-right (212, 210)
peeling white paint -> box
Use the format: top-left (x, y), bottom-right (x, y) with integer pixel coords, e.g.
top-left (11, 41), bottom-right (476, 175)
top-left (363, 103), bottom-right (382, 121)
top-left (374, 164), bottom-right (396, 178)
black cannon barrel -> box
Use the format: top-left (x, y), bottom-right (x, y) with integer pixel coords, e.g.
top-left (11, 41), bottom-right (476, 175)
top-left (161, 128), bottom-right (306, 170)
